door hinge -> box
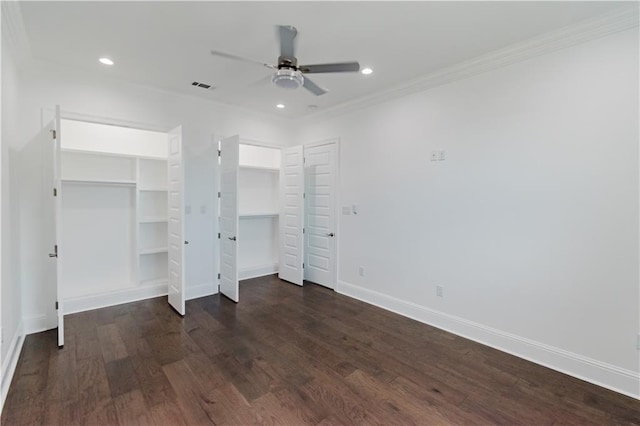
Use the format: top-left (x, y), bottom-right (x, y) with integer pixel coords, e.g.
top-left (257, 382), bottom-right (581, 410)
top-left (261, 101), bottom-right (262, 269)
top-left (303, 263), bottom-right (305, 269)
top-left (53, 188), bottom-right (57, 197)
top-left (218, 191), bottom-right (221, 198)
top-left (303, 157), bottom-right (306, 164)
top-left (303, 228), bottom-right (305, 234)
top-left (218, 273), bottom-right (221, 279)
top-left (303, 193), bottom-right (305, 199)
top-left (218, 149), bottom-right (221, 157)
top-left (51, 129), bottom-right (57, 140)
top-left (55, 301), bottom-right (59, 310)
top-left (217, 233), bottom-right (220, 239)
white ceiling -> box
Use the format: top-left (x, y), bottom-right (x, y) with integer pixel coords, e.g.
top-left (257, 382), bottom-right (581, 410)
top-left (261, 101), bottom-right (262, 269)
top-left (19, 1), bottom-right (628, 118)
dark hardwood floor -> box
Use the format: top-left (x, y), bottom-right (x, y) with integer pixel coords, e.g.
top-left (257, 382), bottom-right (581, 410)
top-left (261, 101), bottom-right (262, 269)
top-left (2, 275), bottom-right (639, 425)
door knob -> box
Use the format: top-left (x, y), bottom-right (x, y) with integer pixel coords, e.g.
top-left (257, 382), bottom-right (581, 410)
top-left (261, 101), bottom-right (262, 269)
top-left (326, 232), bottom-right (335, 237)
top-left (184, 240), bottom-right (189, 245)
top-left (228, 236), bottom-right (237, 241)
top-left (48, 253), bottom-right (57, 258)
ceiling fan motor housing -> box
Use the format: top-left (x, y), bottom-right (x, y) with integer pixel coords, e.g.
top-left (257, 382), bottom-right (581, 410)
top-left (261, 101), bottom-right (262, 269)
top-left (272, 68), bottom-right (304, 90)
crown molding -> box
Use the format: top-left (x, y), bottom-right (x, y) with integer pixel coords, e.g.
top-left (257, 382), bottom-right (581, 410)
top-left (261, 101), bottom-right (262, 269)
top-left (1, 1), bottom-right (32, 67)
top-left (300, 5), bottom-right (640, 124)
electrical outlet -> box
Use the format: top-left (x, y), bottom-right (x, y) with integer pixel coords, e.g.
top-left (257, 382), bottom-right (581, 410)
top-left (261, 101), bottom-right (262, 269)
top-left (436, 285), bottom-right (444, 297)
top-left (342, 206), bottom-right (351, 215)
top-left (359, 266), bottom-right (365, 277)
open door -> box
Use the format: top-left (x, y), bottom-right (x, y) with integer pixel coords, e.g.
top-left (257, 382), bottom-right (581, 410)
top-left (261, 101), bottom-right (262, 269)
top-left (167, 126), bottom-right (186, 315)
top-left (43, 106), bottom-right (63, 346)
top-left (219, 135), bottom-right (239, 302)
top-left (279, 146), bottom-right (304, 286)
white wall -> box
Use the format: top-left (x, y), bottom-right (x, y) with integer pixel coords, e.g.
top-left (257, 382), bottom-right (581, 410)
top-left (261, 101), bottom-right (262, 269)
top-left (296, 28), bottom-right (640, 397)
top-left (1, 11), bottom-right (25, 409)
top-left (14, 60), bottom-right (293, 331)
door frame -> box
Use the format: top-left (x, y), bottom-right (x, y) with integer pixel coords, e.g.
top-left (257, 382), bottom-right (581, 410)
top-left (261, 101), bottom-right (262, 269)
top-left (44, 108), bottom-right (184, 322)
top-left (303, 138), bottom-right (340, 290)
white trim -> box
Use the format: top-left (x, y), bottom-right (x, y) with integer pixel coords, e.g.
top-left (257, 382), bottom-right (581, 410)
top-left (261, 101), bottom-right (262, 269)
top-left (23, 314), bottom-right (50, 335)
top-left (186, 282), bottom-right (218, 301)
top-left (1, 321), bottom-right (24, 414)
top-left (336, 280), bottom-right (640, 400)
top-left (63, 282), bottom-right (168, 315)
top-left (302, 6), bottom-right (640, 123)
top-left (239, 263), bottom-right (279, 281)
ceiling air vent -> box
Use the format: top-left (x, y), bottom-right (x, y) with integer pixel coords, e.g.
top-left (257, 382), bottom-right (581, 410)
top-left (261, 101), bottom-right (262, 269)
top-left (191, 81), bottom-right (215, 90)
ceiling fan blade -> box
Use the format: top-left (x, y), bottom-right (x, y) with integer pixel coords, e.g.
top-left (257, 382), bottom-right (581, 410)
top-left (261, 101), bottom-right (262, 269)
top-left (277, 25), bottom-right (297, 59)
top-left (302, 77), bottom-right (327, 96)
top-left (210, 50), bottom-right (276, 69)
top-left (299, 62), bottom-right (360, 74)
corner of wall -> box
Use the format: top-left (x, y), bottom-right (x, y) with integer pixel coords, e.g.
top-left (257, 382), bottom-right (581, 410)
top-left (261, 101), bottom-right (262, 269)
top-left (0, 320), bottom-right (24, 414)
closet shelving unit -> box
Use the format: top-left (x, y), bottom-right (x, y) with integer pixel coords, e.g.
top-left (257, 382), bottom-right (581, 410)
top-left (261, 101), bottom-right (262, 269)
top-left (137, 157), bottom-right (169, 286)
top-left (60, 148), bottom-right (169, 300)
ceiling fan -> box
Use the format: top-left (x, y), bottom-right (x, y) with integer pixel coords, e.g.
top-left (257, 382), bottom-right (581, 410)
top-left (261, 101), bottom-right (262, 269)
top-left (210, 25), bottom-right (360, 96)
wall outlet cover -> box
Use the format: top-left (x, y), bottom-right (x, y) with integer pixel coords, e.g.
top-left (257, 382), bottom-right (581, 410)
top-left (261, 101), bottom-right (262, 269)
top-left (342, 206), bottom-right (352, 215)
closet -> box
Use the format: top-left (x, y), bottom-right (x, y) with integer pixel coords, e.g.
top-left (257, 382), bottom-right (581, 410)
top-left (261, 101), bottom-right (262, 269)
top-left (58, 118), bottom-right (185, 320)
top-left (218, 137), bottom-right (281, 301)
top-left (218, 137), bottom-right (339, 302)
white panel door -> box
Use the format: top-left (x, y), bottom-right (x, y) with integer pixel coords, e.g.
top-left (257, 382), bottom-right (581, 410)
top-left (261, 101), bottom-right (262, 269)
top-left (219, 136), bottom-right (239, 302)
top-left (279, 146), bottom-right (304, 286)
top-left (167, 126), bottom-right (185, 315)
top-left (304, 143), bottom-right (337, 289)
top-left (43, 107), bottom-right (63, 346)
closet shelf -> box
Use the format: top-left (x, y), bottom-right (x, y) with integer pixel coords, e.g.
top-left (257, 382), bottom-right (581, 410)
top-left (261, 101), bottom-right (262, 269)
top-left (62, 178), bottom-right (136, 186)
top-left (139, 247), bottom-right (169, 255)
top-left (239, 165), bottom-right (279, 172)
top-left (138, 187), bottom-right (168, 192)
top-left (139, 216), bottom-right (168, 223)
top-left (239, 212), bottom-right (279, 219)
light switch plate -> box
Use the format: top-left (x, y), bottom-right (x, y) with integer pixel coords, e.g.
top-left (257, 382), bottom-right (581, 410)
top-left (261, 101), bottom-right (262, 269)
top-left (342, 206), bottom-right (352, 215)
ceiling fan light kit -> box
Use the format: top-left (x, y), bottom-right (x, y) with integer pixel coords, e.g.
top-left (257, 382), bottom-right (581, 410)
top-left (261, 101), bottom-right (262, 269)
top-left (272, 69), bottom-right (304, 90)
top-left (210, 25), bottom-right (361, 97)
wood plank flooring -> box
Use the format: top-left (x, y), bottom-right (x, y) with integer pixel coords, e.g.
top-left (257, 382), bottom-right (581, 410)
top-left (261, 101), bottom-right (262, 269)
top-left (3, 275), bottom-right (639, 425)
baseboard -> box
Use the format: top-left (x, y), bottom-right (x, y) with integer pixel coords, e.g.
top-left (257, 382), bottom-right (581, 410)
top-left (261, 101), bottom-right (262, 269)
top-left (186, 282), bottom-right (218, 300)
top-left (64, 282), bottom-right (168, 315)
top-left (23, 314), bottom-right (50, 335)
top-left (239, 263), bottom-right (278, 280)
top-left (336, 280), bottom-right (640, 400)
top-left (1, 321), bottom-right (24, 414)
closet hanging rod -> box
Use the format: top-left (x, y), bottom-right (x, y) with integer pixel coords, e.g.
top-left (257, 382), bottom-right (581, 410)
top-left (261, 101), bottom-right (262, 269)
top-left (61, 178), bottom-right (136, 187)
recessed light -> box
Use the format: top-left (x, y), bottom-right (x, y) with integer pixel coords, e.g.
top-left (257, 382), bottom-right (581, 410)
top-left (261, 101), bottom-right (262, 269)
top-left (361, 68), bottom-right (373, 75)
top-left (276, 104), bottom-right (285, 109)
top-left (99, 57), bottom-right (114, 66)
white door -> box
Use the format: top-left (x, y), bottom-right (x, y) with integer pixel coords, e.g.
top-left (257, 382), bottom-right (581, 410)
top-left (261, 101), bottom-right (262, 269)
top-left (304, 143), bottom-right (337, 289)
top-left (43, 107), bottom-right (63, 346)
top-left (167, 126), bottom-right (186, 315)
top-left (219, 136), bottom-right (239, 302)
top-left (279, 146), bottom-right (304, 286)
